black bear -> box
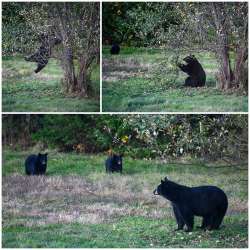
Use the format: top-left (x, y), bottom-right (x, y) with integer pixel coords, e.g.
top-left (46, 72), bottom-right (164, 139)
top-left (25, 153), bottom-right (48, 175)
top-left (105, 154), bottom-right (123, 173)
top-left (25, 34), bottom-right (61, 73)
top-left (153, 177), bottom-right (228, 232)
top-left (178, 55), bottom-right (206, 87)
top-left (110, 44), bottom-right (120, 55)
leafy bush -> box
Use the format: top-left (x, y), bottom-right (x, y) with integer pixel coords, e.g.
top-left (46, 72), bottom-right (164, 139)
top-left (3, 115), bottom-right (247, 164)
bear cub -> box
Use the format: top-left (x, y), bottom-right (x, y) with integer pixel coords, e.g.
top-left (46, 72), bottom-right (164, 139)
top-left (110, 44), bottom-right (120, 55)
top-left (154, 177), bottom-right (228, 232)
top-left (25, 153), bottom-right (48, 175)
top-left (105, 154), bottom-right (122, 173)
top-left (178, 55), bottom-right (206, 87)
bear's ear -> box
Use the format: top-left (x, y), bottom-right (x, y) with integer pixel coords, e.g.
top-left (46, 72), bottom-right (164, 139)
top-left (45, 153), bottom-right (48, 156)
top-left (161, 179), bottom-right (164, 184)
top-left (108, 149), bottom-right (113, 156)
top-left (164, 177), bottom-right (168, 182)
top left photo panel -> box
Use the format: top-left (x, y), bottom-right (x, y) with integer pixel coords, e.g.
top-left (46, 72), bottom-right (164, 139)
top-left (2, 2), bottom-right (100, 112)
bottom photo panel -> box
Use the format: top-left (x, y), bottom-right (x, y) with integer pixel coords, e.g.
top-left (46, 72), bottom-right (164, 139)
top-left (2, 114), bottom-right (248, 248)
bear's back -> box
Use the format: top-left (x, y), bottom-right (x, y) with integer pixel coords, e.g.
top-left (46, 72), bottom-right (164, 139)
top-left (189, 185), bottom-right (228, 214)
top-left (25, 154), bottom-right (38, 175)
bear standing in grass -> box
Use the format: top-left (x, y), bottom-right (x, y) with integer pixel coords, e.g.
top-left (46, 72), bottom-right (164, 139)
top-left (178, 55), bottom-right (206, 87)
top-left (110, 44), bottom-right (120, 55)
top-left (154, 177), bottom-right (228, 232)
top-left (25, 153), bottom-right (48, 175)
top-left (105, 153), bottom-right (123, 173)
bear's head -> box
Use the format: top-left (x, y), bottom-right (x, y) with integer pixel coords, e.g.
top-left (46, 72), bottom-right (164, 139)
top-left (183, 55), bottom-right (197, 64)
top-left (112, 154), bottom-right (123, 168)
top-left (153, 177), bottom-right (180, 202)
top-left (153, 177), bottom-right (169, 196)
top-left (38, 153), bottom-right (48, 167)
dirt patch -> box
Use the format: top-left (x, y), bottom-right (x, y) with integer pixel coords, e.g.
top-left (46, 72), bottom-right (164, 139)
top-left (33, 73), bottom-right (60, 82)
top-left (2, 68), bottom-right (21, 80)
top-left (103, 58), bottom-right (152, 81)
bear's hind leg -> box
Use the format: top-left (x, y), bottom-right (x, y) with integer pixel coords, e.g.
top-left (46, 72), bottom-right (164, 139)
top-left (184, 77), bottom-right (193, 87)
top-left (211, 215), bottom-right (224, 230)
top-left (35, 62), bottom-right (47, 73)
top-left (197, 216), bottom-right (210, 230)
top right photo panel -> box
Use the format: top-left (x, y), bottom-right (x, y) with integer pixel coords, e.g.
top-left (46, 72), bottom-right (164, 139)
top-left (102, 2), bottom-right (248, 112)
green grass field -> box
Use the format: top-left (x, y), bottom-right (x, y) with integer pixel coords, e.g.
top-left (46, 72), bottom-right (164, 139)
top-left (2, 56), bottom-right (100, 112)
top-left (2, 150), bottom-right (248, 248)
top-left (102, 47), bottom-right (248, 112)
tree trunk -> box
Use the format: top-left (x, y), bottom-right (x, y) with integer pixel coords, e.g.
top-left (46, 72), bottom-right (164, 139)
top-left (233, 18), bottom-right (248, 93)
top-left (56, 3), bottom-right (78, 94)
top-left (75, 55), bottom-right (96, 97)
top-left (211, 3), bottom-right (234, 90)
top-left (234, 46), bottom-right (248, 92)
top-left (216, 47), bottom-right (234, 90)
top-left (62, 46), bottom-right (77, 93)
top-left (77, 63), bottom-right (89, 97)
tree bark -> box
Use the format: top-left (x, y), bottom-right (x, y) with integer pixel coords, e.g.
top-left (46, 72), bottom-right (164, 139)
top-left (76, 51), bottom-right (98, 96)
top-left (233, 20), bottom-right (248, 92)
top-left (234, 46), bottom-right (248, 92)
top-left (56, 3), bottom-right (78, 94)
top-left (211, 3), bottom-right (234, 90)
top-left (62, 46), bottom-right (77, 93)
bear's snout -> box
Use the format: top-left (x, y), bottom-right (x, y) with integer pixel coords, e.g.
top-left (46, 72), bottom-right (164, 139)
top-left (153, 189), bottom-right (158, 195)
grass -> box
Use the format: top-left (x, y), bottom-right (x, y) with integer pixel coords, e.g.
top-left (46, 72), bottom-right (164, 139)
top-left (2, 149), bottom-right (248, 248)
top-left (2, 56), bottom-right (100, 112)
top-left (102, 46), bottom-right (248, 112)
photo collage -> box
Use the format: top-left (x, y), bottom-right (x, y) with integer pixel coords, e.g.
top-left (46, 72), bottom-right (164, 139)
top-left (2, 1), bottom-right (248, 248)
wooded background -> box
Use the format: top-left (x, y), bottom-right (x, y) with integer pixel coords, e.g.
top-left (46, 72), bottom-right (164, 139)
top-left (3, 114), bottom-right (247, 167)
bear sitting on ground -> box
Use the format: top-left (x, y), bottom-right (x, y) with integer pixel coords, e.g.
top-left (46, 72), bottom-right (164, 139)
top-left (25, 153), bottom-right (48, 175)
top-left (25, 34), bottom-right (61, 73)
top-left (105, 153), bottom-right (123, 173)
top-left (110, 44), bottom-right (120, 55)
top-left (153, 177), bottom-right (228, 232)
top-left (178, 55), bottom-right (206, 87)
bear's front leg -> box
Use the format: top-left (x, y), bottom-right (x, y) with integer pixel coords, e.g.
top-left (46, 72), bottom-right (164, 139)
top-left (172, 204), bottom-right (185, 231)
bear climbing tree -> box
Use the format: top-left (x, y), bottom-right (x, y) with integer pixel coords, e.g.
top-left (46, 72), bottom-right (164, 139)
top-left (25, 34), bottom-right (62, 73)
top-left (178, 55), bottom-right (206, 87)
top-left (22, 2), bottom-right (99, 96)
